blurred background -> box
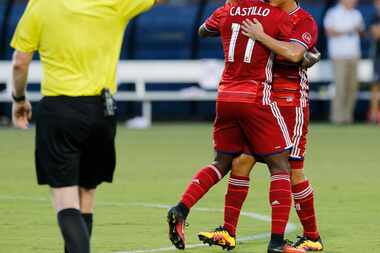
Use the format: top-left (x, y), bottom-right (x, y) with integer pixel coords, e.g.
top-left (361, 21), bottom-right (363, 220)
top-left (0, 0), bottom-right (379, 127)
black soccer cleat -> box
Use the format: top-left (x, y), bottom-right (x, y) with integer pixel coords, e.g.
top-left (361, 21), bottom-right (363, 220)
top-left (292, 236), bottom-right (324, 251)
top-left (268, 240), bottom-right (305, 253)
top-left (167, 206), bottom-right (187, 250)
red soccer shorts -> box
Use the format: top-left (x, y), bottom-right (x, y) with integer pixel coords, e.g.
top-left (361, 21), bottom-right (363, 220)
top-left (213, 101), bottom-right (293, 156)
top-left (279, 106), bottom-right (310, 170)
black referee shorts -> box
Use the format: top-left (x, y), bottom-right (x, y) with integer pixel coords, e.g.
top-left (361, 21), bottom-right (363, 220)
top-left (35, 96), bottom-right (117, 189)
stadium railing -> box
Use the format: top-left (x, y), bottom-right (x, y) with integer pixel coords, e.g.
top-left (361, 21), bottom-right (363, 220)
top-left (0, 60), bottom-right (374, 126)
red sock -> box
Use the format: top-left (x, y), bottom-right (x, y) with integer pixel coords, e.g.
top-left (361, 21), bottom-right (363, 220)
top-left (223, 175), bottom-right (250, 237)
top-left (292, 180), bottom-right (320, 240)
top-left (270, 172), bottom-right (292, 236)
top-left (180, 165), bottom-right (223, 209)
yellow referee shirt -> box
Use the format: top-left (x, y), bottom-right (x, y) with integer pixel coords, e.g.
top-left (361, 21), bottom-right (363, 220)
top-left (11, 0), bottom-right (155, 96)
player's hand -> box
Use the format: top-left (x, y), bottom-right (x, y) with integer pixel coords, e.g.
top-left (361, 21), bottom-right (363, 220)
top-left (301, 47), bottom-right (321, 69)
top-left (242, 18), bottom-right (264, 41)
top-left (12, 100), bottom-right (32, 129)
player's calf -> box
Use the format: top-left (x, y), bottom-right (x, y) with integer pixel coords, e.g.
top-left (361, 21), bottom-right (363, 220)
top-left (291, 169), bottom-right (321, 248)
top-left (264, 151), bottom-right (293, 252)
top-left (167, 153), bottom-right (234, 249)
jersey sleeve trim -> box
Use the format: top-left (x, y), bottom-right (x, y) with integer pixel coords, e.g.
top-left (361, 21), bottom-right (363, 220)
top-left (203, 23), bottom-right (219, 33)
top-left (289, 38), bottom-right (309, 49)
top-left (289, 6), bottom-right (301, 16)
top-left (10, 41), bottom-right (37, 53)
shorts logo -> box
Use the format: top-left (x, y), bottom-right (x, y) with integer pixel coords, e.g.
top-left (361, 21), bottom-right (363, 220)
top-left (302, 32), bottom-right (312, 44)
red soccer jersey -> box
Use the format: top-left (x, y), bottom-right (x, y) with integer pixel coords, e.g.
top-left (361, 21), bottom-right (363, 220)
top-left (272, 7), bottom-right (319, 107)
top-left (203, 0), bottom-right (293, 104)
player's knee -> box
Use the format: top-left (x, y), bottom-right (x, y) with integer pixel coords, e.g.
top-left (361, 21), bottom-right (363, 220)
top-left (270, 165), bottom-right (290, 175)
top-left (231, 154), bottom-right (256, 177)
top-left (265, 153), bottom-right (291, 175)
top-left (291, 169), bottom-right (307, 185)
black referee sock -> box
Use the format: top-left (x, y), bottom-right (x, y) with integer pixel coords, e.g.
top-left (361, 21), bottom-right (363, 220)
top-left (58, 208), bottom-right (90, 253)
top-left (81, 213), bottom-right (93, 237)
top-left (65, 213), bottom-right (93, 253)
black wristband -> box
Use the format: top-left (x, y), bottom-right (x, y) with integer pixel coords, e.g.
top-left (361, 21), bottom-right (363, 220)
top-left (12, 93), bottom-right (26, 102)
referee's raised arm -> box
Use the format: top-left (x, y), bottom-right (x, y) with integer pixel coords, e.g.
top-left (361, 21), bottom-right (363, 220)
top-left (10, 0), bottom-right (157, 252)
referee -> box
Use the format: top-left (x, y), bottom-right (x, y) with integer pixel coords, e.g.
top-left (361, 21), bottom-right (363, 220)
top-left (10, 0), bottom-right (159, 252)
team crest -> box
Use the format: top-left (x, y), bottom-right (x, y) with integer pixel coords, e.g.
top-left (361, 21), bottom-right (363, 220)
top-left (302, 32), bottom-right (312, 44)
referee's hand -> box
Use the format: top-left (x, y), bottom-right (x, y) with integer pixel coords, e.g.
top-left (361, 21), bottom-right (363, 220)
top-left (12, 100), bottom-right (32, 129)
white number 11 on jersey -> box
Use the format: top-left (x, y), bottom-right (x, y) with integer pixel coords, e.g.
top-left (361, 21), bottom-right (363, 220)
top-left (228, 23), bottom-right (256, 64)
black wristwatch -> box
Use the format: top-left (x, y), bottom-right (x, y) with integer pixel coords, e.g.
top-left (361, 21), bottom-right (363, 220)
top-left (12, 93), bottom-right (26, 102)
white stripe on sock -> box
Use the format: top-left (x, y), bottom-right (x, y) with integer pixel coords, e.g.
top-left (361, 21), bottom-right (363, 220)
top-left (208, 165), bottom-right (222, 180)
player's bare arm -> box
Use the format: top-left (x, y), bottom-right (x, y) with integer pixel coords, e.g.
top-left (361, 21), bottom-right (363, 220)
top-left (242, 18), bottom-right (320, 68)
top-left (11, 50), bottom-right (33, 129)
top-left (242, 18), bottom-right (305, 63)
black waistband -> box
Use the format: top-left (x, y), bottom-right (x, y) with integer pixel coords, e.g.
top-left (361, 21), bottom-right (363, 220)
top-left (42, 95), bottom-right (102, 103)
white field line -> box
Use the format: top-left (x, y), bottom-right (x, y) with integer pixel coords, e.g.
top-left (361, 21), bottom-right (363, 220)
top-left (0, 195), bottom-right (297, 253)
top-left (113, 232), bottom-right (272, 253)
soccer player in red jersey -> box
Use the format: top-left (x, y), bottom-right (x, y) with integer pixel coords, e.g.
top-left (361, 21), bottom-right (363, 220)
top-left (198, 0), bottom-right (324, 252)
top-left (167, 1), bottom-right (305, 253)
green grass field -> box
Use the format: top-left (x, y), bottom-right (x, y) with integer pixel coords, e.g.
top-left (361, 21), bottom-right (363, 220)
top-left (0, 124), bottom-right (379, 253)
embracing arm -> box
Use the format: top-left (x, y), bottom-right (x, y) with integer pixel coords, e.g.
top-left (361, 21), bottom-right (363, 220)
top-left (253, 33), bottom-right (305, 63)
top-left (242, 18), bottom-right (306, 63)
